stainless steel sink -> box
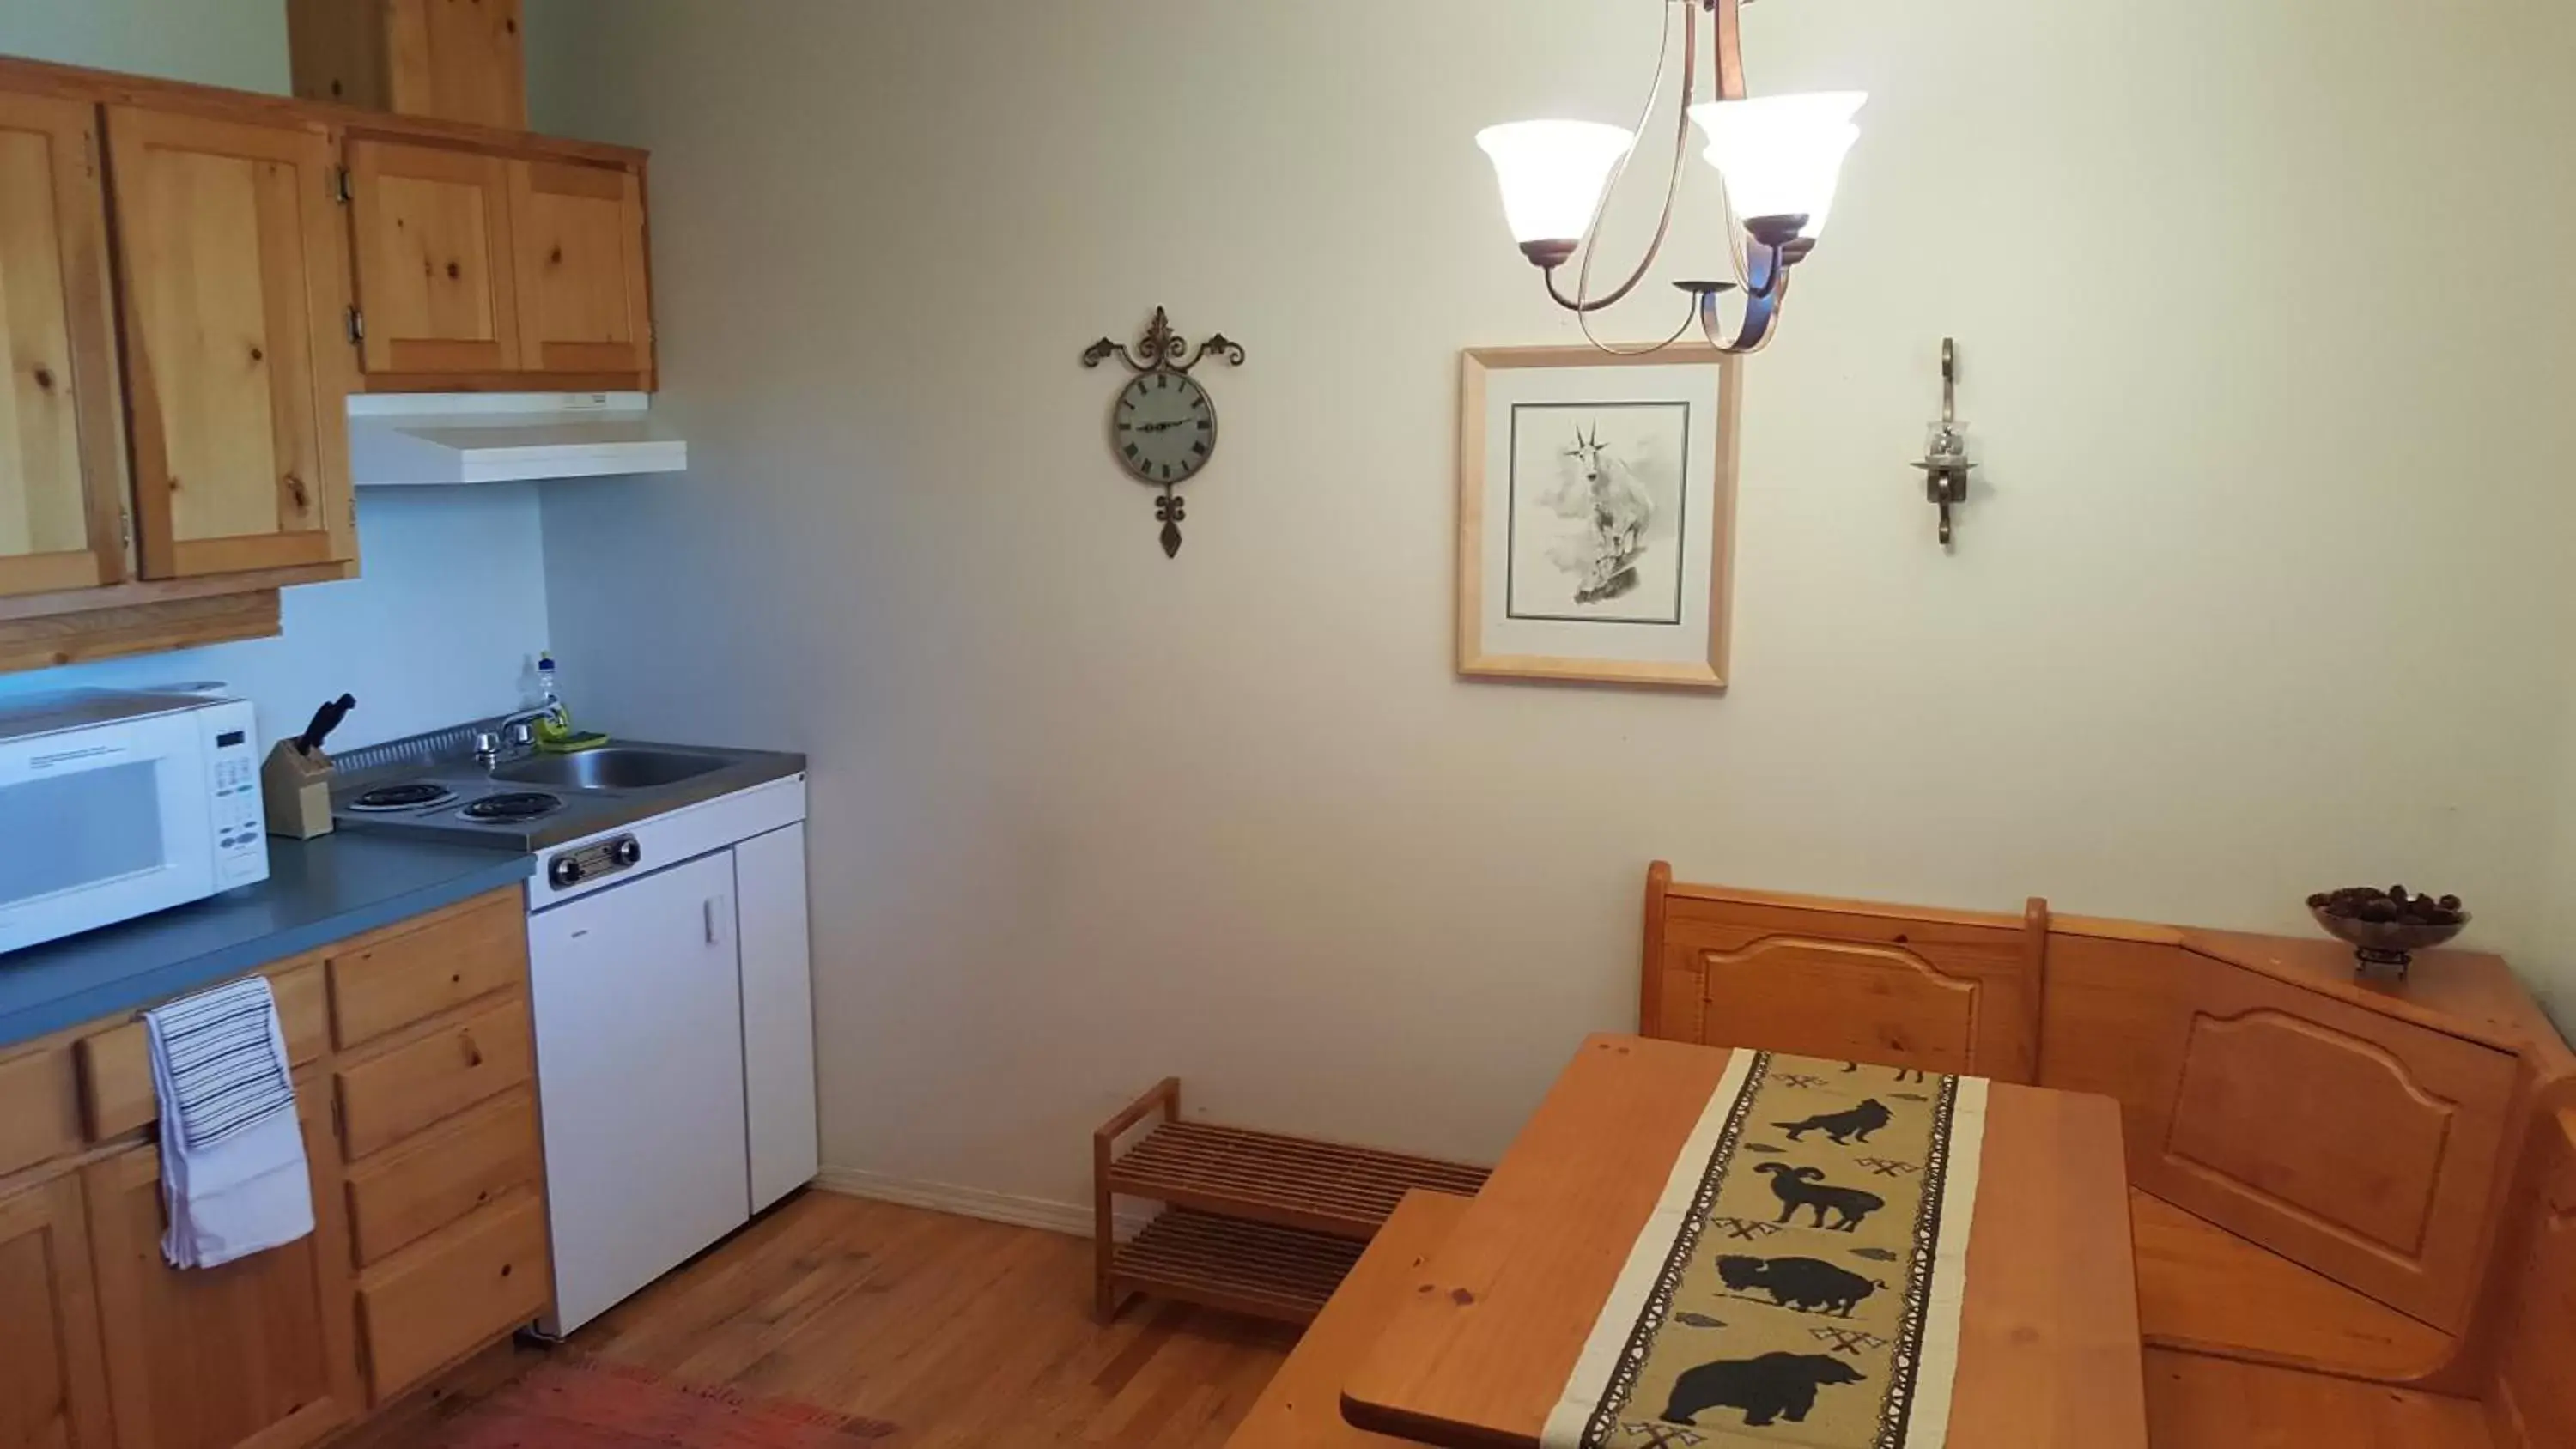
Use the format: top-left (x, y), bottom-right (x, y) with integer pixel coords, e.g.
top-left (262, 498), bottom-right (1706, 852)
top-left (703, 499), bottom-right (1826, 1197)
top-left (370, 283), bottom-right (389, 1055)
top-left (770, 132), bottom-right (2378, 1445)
top-left (492, 748), bottom-right (731, 791)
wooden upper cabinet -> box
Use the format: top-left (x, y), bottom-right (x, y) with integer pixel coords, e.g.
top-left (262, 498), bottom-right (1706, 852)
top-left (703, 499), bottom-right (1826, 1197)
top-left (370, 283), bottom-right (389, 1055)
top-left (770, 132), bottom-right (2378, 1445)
top-left (508, 157), bottom-right (653, 381)
top-left (0, 89), bottom-right (129, 598)
top-left (346, 138), bottom-right (519, 375)
top-left (0, 1173), bottom-right (116, 1449)
top-left (82, 1088), bottom-right (364, 1449)
top-left (289, 0), bottom-right (527, 132)
top-left (104, 105), bottom-right (358, 580)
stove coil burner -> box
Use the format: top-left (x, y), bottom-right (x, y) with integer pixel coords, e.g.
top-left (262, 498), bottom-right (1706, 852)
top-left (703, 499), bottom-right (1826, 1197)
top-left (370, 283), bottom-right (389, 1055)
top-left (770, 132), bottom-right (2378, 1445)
top-left (459, 791), bottom-right (566, 824)
top-left (347, 783), bottom-right (459, 813)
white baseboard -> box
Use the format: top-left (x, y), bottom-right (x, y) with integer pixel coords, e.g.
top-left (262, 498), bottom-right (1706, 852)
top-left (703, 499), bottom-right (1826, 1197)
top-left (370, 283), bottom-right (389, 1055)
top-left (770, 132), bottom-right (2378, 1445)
top-left (811, 1166), bottom-right (1155, 1240)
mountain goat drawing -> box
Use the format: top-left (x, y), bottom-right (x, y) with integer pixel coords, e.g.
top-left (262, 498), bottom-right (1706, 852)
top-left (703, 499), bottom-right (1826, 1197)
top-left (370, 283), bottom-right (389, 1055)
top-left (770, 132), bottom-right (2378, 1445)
top-left (1541, 421), bottom-right (1654, 604)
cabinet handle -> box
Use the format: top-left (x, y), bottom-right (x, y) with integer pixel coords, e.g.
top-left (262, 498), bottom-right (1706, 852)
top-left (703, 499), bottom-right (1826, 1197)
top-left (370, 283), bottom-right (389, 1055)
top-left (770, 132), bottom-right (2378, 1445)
top-left (705, 898), bottom-right (722, 946)
top-left (459, 1029), bottom-right (483, 1068)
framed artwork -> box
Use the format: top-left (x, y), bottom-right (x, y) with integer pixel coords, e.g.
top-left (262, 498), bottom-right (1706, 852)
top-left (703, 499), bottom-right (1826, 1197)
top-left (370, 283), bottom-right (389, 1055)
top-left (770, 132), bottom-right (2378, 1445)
top-left (1456, 345), bottom-right (1741, 688)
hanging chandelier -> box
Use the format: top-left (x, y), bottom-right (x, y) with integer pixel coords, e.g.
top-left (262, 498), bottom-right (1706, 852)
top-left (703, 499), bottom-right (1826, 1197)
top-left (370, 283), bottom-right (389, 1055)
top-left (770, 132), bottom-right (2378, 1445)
top-left (1476, 0), bottom-right (1864, 355)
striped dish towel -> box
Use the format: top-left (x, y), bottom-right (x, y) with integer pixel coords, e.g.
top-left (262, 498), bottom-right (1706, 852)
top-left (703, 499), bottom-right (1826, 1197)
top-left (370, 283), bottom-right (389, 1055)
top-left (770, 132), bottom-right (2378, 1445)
top-left (143, 977), bottom-right (314, 1269)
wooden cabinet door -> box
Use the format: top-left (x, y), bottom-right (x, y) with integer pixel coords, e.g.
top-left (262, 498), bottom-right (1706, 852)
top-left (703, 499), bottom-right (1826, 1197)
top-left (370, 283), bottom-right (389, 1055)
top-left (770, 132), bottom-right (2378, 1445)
top-left (0, 1173), bottom-right (115, 1449)
top-left (82, 1086), bottom-right (364, 1449)
top-left (105, 105), bottom-right (357, 580)
top-left (0, 90), bottom-right (128, 598)
top-left (386, 0), bottom-right (528, 132)
top-left (507, 157), bottom-right (652, 380)
top-left (347, 137), bottom-right (520, 377)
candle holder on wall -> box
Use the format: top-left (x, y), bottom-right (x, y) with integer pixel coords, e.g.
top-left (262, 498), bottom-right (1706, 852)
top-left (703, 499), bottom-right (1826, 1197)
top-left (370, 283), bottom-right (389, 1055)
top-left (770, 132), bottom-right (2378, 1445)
top-left (1911, 338), bottom-right (1974, 549)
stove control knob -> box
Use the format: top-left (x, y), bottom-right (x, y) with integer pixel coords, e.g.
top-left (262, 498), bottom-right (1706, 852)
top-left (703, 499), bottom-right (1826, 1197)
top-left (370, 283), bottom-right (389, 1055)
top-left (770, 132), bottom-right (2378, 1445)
top-left (550, 856), bottom-right (585, 888)
top-left (609, 837), bottom-right (642, 869)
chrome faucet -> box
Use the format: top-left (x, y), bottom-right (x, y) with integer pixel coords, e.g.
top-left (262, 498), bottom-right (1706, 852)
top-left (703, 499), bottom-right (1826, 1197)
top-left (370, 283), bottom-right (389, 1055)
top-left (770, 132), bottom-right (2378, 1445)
top-left (477, 705), bottom-right (568, 766)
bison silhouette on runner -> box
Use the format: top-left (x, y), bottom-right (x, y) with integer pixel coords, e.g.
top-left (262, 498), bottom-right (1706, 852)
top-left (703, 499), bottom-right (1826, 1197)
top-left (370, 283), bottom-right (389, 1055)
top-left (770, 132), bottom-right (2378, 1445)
top-left (1713, 1254), bottom-right (1885, 1317)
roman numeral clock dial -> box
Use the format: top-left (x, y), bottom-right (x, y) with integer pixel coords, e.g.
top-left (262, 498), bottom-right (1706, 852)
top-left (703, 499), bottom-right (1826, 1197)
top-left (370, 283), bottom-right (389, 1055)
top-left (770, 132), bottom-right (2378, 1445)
top-left (1081, 307), bottom-right (1246, 558)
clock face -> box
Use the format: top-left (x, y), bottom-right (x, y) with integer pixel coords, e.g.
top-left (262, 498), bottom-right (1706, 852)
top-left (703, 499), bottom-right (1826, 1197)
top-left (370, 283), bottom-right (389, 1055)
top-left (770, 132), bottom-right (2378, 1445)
top-left (1112, 371), bottom-right (1217, 486)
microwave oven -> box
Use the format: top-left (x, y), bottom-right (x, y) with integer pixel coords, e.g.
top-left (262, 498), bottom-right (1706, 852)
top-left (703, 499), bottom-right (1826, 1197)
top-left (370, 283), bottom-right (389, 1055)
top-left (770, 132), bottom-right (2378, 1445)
top-left (0, 691), bottom-right (269, 955)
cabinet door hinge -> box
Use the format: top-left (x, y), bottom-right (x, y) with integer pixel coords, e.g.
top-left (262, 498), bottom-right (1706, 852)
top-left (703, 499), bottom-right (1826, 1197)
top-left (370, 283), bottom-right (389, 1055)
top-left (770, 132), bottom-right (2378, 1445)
top-left (334, 166), bottom-right (353, 204)
top-left (118, 509), bottom-right (131, 549)
top-left (346, 306), bottom-right (366, 345)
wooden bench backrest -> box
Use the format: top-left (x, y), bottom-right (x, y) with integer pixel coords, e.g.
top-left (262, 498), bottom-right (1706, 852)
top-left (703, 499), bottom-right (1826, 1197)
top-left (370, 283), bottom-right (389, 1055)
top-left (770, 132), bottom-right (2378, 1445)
top-left (2488, 1106), bottom-right (2576, 1447)
top-left (1638, 862), bottom-right (2047, 1084)
top-left (1224, 1189), bottom-right (1471, 1447)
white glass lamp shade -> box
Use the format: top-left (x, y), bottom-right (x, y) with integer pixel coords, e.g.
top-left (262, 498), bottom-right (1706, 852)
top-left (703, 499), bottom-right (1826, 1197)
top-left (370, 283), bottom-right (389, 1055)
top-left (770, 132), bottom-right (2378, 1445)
top-left (1687, 93), bottom-right (1867, 239)
top-left (1475, 120), bottom-right (1637, 245)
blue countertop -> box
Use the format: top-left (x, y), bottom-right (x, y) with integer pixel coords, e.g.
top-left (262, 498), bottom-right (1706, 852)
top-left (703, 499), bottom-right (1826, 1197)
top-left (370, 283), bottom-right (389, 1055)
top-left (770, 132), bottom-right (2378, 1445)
top-left (0, 834), bottom-right (533, 1050)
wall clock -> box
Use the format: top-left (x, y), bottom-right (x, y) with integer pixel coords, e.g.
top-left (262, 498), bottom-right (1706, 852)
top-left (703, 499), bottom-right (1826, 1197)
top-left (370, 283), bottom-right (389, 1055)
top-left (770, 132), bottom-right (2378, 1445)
top-left (1083, 307), bottom-right (1245, 557)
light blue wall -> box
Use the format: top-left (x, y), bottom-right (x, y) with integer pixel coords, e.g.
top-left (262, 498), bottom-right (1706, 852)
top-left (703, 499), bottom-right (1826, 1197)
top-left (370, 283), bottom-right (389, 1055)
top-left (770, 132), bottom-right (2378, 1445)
top-left (0, 0), bottom-right (285, 94)
top-left (0, 3), bottom-right (554, 752)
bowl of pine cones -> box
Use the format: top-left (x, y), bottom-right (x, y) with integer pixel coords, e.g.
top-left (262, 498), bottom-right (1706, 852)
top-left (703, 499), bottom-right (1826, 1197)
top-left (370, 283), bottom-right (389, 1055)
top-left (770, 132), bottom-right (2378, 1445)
top-left (2307, 886), bottom-right (2469, 978)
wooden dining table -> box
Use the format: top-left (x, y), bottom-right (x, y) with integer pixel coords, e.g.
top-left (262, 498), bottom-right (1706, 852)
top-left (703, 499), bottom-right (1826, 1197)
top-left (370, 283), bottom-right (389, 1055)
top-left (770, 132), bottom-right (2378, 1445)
top-left (1340, 1034), bottom-right (2148, 1448)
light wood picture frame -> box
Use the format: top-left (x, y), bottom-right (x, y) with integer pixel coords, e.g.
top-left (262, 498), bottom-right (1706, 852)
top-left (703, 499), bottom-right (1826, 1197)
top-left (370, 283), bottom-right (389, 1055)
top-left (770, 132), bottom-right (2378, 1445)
top-left (1456, 345), bottom-right (1741, 688)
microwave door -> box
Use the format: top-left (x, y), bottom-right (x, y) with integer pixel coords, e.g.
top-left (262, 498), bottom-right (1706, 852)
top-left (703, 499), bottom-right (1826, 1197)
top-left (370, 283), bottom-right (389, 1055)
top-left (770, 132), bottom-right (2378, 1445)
top-left (0, 712), bottom-right (215, 952)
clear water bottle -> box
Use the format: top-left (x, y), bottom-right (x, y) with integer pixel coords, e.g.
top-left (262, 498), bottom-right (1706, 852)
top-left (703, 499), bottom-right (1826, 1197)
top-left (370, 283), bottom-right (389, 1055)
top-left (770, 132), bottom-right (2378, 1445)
top-left (537, 652), bottom-right (562, 717)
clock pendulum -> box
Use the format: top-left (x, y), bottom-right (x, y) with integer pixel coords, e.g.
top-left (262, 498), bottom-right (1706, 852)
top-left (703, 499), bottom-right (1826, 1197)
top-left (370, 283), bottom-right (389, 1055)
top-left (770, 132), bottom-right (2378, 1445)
top-left (1081, 307), bottom-right (1245, 557)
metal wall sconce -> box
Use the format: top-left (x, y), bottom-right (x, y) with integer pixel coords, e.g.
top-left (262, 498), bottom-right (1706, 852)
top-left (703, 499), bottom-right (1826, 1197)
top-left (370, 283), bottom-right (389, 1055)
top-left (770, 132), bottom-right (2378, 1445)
top-left (1911, 338), bottom-right (1973, 548)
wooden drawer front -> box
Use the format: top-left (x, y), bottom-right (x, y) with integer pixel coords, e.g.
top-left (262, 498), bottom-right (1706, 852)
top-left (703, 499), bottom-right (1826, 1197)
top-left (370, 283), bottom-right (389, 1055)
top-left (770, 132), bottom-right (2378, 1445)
top-left (329, 894), bottom-right (527, 1049)
top-left (77, 961), bottom-right (330, 1142)
top-left (356, 1189), bottom-right (549, 1404)
top-left (0, 1044), bottom-right (82, 1177)
top-left (344, 1087), bottom-right (539, 1266)
top-left (336, 996), bottom-right (532, 1160)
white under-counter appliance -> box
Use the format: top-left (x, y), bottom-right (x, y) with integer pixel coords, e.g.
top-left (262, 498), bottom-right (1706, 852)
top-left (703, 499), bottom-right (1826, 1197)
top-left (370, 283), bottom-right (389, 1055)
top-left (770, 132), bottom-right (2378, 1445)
top-left (0, 690), bottom-right (267, 955)
top-left (526, 772), bottom-right (817, 1335)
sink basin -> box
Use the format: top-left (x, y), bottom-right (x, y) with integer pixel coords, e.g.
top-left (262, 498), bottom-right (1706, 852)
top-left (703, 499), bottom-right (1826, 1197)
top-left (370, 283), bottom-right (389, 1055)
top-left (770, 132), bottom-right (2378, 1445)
top-left (492, 748), bottom-right (729, 791)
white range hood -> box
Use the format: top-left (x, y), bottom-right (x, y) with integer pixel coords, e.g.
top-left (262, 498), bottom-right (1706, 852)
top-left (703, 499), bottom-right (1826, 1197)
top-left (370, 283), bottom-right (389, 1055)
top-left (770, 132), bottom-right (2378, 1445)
top-left (349, 392), bottom-right (687, 487)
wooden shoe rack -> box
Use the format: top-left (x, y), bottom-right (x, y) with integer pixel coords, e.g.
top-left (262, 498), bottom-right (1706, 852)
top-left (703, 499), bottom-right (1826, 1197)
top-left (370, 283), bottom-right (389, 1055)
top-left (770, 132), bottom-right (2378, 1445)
top-left (1092, 1077), bottom-right (1490, 1324)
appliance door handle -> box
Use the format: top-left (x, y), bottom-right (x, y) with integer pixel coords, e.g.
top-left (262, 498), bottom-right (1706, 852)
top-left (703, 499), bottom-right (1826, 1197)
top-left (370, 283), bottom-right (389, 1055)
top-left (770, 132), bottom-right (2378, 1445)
top-left (703, 897), bottom-right (719, 947)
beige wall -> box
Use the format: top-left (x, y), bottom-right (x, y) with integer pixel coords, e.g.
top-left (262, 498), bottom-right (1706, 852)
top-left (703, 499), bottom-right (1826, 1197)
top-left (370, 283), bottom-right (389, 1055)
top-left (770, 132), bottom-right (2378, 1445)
top-left (525, 0), bottom-right (2576, 1210)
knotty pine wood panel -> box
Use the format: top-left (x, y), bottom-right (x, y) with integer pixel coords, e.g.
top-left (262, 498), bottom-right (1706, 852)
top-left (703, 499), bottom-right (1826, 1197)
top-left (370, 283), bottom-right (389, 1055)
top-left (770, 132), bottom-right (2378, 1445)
top-left (327, 890), bottom-right (527, 1049)
top-left (0, 1172), bottom-right (116, 1449)
top-left (386, 0), bottom-right (526, 132)
top-left (347, 138), bottom-right (520, 375)
top-left (0, 1041), bottom-right (82, 1178)
top-left (82, 1082), bottom-right (364, 1449)
top-left (507, 157), bottom-right (651, 379)
top-left (353, 1188), bottom-right (548, 1403)
top-left (1643, 873), bottom-right (2045, 1083)
top-left (0, 88), bottom-right (127, 598)
top-left (334, 994), bottom-right (532, 1161)
top-left (105, 103), bottom-right (356, 579)
top-left (79, 959), bottom-right (330, 1143)
top-left (343, 1086), bottom-right (541, 1267)
top-left (2044, 932), bottom-right (2518, 1331)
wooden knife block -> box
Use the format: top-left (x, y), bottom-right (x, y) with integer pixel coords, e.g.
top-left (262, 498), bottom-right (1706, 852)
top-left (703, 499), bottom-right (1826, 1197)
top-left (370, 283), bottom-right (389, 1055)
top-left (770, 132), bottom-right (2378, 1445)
top-left (262, 741), bottom-right (336, 840)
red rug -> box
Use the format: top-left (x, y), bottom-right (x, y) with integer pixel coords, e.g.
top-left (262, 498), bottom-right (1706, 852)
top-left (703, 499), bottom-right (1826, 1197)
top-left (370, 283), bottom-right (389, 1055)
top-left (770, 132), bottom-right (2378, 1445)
top-left (422, 1357), bottom-right (896, 1449)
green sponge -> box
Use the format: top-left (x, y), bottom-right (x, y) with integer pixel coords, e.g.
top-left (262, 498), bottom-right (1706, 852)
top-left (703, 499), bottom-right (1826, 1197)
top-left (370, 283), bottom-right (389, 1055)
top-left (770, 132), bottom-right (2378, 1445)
top-left (535, 715), bottom-right (610, 754)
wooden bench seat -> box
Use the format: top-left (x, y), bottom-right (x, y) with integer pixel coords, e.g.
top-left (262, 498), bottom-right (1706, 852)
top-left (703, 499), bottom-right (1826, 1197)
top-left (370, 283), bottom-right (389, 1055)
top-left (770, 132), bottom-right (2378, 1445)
top-left (2143, 1349), bottom-right (2489, 1449)
top-left (1224, 1189), bottom-right (1469, 1447)
top-left (2140, 1106), bottom-right (2576, 1448)
top-left (2131, 1189), bottom-right (2452, 1379)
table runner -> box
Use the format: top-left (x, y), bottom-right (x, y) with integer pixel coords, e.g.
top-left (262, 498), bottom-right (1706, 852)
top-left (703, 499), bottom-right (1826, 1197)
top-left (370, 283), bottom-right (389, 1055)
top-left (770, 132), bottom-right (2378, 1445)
top-left (1540, 1052), bottom-right (1990, 1449)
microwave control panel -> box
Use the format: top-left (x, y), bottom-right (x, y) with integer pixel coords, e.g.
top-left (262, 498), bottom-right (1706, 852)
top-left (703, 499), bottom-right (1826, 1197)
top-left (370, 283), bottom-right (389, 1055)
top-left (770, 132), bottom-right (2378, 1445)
top-left (206, 703), bottom-right (268, 884)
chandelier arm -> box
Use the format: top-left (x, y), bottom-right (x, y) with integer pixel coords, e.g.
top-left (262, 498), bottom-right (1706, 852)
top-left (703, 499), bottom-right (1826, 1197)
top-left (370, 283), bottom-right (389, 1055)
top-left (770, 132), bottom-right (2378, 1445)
top-left (1712, 0), bottom-right (1748, 103)
top-left (1561, 0), bottom-right (1701, 314)
top-left (1693, 239), bottom-right (1791, 353)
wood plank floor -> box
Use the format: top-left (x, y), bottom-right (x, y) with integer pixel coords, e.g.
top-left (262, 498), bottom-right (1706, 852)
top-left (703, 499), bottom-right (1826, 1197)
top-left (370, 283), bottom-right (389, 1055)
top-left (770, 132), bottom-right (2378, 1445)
top-left (355, 1191), bottom-right (1298, 1449)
